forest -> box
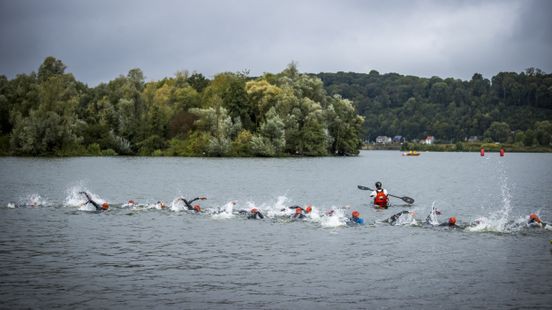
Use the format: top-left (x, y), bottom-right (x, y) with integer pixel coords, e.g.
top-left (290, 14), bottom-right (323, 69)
top-left (317, 69), bottom-right (552, 146)
top-left (0, 57), bottom-right (364, 156)
top-left (1, 57), bottom-right (551, 157)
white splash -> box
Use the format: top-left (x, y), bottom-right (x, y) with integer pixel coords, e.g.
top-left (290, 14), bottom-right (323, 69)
top-left (467, 160), bottom-right (513, 233)
top-left (148, 201), bottom-right (168, 210)
top-left (266, 196), bottom-right (292, 218)
top-left (24, 193), bottom-right (48, 207)
top-left (170, 197), bottom-right (187, 212)
top-left (319, 207), bottom-right (347, 228)
top-left (64, 186), bottom-right (106, 211)
top-left (426, 202), bottom-right (440, 226)
top-left (212, 201), bottom-right (236, 219)
top-left (395, 212), bottom-right (418, 226)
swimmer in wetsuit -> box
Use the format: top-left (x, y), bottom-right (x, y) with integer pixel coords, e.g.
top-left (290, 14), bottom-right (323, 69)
top-left (383, 210), bottom-right (413, 225)
top-left (79, 192), bottom-right (109, 211)
top-left (176, 196), bottom-right (206, 212)
top-left (439, 216), bottom-right (459, 227)
top-left (290, 207), bottom-right (307, 220)
top-left (281, 205), bottom-right (313, 218)
top-left (239, 208), bottom-right (264, 219)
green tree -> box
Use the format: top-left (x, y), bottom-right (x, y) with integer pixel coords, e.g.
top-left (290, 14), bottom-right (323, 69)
top-left (188, 72), bottom-right (209, 93)
top-left (534, 121), bottom-right (552, 145)
top-left (326, 96), bottom-right (364, 155)
top-left (10, 64), bottom-right (81, 155)
top-left (484, 121), bottom-right (511, 143)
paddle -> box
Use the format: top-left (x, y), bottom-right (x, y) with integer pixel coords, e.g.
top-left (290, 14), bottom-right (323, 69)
top-left (357, 185), bottom-right (415, 204)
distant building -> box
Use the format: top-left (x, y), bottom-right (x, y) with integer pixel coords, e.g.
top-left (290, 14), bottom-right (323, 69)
top-left (376, 136), bottom-right (392, 144)
top-left (467, 136), bottom-right (479, 142)
top-left (423, 136), bottom-right (435, 144)
top-left (393, 135), bottom-right (406, 143)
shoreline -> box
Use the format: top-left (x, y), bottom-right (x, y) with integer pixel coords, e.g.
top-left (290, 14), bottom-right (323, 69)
top-left (363, 143), bottom-right (552, 153)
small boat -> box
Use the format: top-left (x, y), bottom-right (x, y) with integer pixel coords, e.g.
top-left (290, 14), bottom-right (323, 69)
top-left (402, 151), bottom-right (420, 156)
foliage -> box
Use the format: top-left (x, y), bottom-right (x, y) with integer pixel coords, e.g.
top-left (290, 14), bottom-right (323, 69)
top-left (4, 56), bottom-right (550, 157)
top-left (317, 68), bottom-right (552, 145)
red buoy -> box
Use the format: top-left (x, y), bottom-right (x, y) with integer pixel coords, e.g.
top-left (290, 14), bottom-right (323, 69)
top-left (500, 148), bottom-right (505, 157)
top-left (480, 148), bottom-right (485, 156)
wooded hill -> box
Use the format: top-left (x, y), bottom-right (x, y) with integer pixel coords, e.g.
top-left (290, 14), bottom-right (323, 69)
top-left (317, 69), bottom-right (552, 146)
top-left (1, 57), bottom-right (551, 157)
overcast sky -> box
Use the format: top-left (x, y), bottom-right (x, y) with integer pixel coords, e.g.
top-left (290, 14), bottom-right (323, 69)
top-left (1, 0), bottom-right (551, 85)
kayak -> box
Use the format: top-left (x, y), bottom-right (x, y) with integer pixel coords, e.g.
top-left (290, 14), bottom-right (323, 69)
top-left (402, 151), bottom-right (420, 156)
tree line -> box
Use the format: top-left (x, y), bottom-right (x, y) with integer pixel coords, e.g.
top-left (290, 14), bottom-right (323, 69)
top-left (317, 69), bottom-right (552, 146)
top-left (0, 57), bottom-right (364, 156)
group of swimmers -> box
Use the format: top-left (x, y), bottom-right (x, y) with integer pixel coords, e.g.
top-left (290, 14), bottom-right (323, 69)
top-left (78, 188), bottom-right (549, 230)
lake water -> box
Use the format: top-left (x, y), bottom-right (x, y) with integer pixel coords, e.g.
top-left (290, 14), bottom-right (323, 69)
top-left (1, 151), bottom-right (551, 309)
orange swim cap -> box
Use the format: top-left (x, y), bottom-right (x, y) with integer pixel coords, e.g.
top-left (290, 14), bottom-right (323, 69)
top-left (251, 208), bottom-right (257, 214)
top-left (306, 206), bottom-right (312, 213)
top-left (530, 213), bottom-right (541, 223)
top-left (193, 205), bottom-right (201, 212)
top-left (128, 200), bottom-right (135, 204)
top-left (448, 217), bottom-right (456, 225)
top-left (352, 211), bottom-right (360, 218)
top-left (101, 202), bottom-right (109, 210)
top-left (295, 208), bottom-right (302, 214)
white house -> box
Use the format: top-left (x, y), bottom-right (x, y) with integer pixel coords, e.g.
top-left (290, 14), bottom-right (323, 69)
top-left (376, 136), bottom-right (392, 144)
top-left (423, 136), bottom-right (435, 144)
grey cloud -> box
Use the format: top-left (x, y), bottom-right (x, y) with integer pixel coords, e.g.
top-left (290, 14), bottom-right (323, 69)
top-left (0, 0), bottom-right (551, 85)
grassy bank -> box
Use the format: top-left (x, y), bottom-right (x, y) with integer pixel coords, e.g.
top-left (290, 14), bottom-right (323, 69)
top-left (364, 142), bottom-right (552, 153)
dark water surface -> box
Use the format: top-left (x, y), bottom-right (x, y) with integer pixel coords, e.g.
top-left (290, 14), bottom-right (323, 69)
top-left (1, 151), bottom-right (551, 309)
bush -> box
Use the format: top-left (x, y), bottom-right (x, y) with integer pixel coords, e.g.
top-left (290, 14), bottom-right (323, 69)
top-left (100, 149), bottom-right (118, 156)
top-left (87, 143), bottom-right (101, 155)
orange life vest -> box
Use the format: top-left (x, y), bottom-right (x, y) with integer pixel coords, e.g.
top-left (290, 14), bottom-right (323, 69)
top-left (374, 190), bottom-right (388, 207)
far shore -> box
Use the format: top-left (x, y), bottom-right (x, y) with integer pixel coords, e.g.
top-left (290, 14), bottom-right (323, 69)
top-left (364, 142), bottom-right (552, 153)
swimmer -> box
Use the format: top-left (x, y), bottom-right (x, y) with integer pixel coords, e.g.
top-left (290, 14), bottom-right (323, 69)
top-left (176, 196), bottom-right (206, 212)
top-left (239, 208), bottom-right (264, 219)
top-left (528, 213), bottom-right (549, 229)
top-left (439, 216), bottom-right (458, 227)
top-left (383, 210), bottom-right (414, 225)
top-left (291, 207), bottom-right (306, 220)
top-left (349, 210), bottom-right (364, 224)
top-left (79, 191), bottom-right (109, 211)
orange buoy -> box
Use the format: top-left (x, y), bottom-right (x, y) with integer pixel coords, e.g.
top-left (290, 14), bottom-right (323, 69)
top-left (480, 148), bottom-right (485, 156)
top-left (500, 148), bottom-right (505, 157)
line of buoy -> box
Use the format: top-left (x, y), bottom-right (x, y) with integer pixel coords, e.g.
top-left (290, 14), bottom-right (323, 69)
top-left (480, 147), bottom-right (505, 156)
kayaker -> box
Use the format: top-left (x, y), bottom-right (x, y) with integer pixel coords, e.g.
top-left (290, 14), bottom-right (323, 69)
top-left (79, 191), bottom-right (109, 211)
top-left (176, 196), bottom-right (206, 212)
top-left (349, 210), bottom-right (364, 224)
top-left (370, 181), bottom-right (389, 209)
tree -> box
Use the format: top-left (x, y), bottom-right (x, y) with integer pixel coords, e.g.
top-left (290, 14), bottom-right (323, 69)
top-left (484, 121), bottom-right (511, 143)
top-left (188, 72), bottom-right (209, 93)
top-left (10, 72), bottom-right (81, 155)
top-left (38, 56), bottom-right (66, 82)
top-left (190, 96), bottom-right (236, 156)
top-left (326, 96), bottom-right (364, 155)
top-left (257, 107), bottom-right (285, 155)
top-left (534, 121), bottom-right (552, 145)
